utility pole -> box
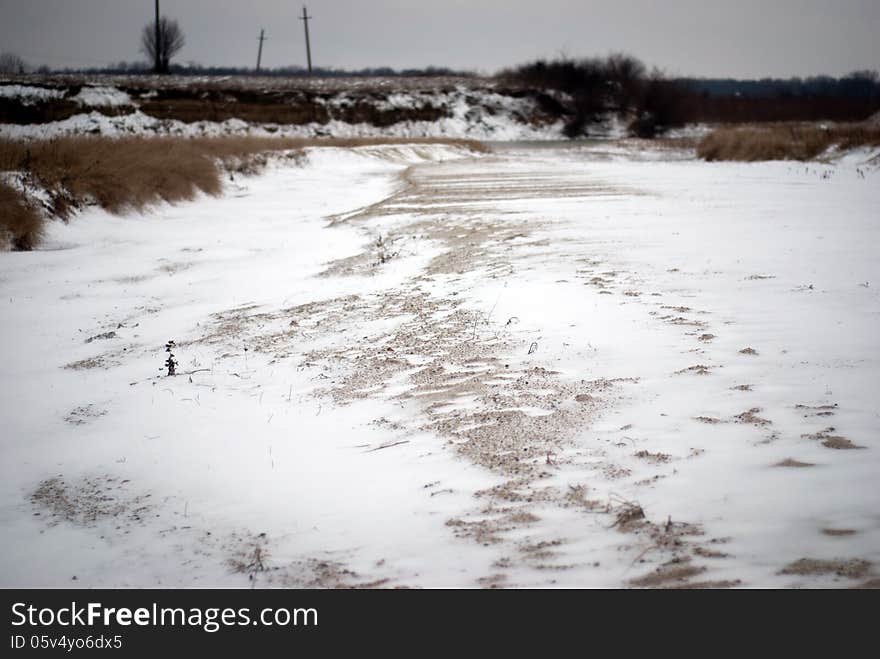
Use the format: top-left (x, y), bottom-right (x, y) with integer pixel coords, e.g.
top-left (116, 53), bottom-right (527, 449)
top-left (299, 6), bottom-right (313, 75)
top-left (256, 28), bottom-right (266, 73)
top-left (154, 0), bottom-right (161, 73)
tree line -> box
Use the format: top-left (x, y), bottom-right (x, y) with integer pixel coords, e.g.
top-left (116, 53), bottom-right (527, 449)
top-left (499, 57), bottom-right (880, 134)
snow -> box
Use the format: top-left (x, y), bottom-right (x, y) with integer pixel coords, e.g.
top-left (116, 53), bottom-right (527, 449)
top-left (664, 123), bottom-right (713, 139)
top-left (0, 82), bottom-right (129, 109)
top-left (0, 87), bottom-right (567, 141)
top-left (471, 147), bottom-right (880, 586)
top-left (71, 85), bottom-right (132, 107)
top-left (1, 141), bottom-right (878, 588)
top-left (0, 108), bottom-right (566, 141)
top-left (0, 84), bottom-right (65, 105)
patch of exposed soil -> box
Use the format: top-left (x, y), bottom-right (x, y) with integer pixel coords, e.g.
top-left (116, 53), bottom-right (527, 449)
top-left (733, 407), bottom-right (772, 426)
top-left (630, 562), bottom-right (707, 588)
top-left (780, 558), bottom-right (872, 579)
top-left (801, 427), bottom-right (864, 450)
top-left (84, 331), bottom-right (118, 343)
top-left (477, 573), bottom-right (508, 588)
top-left (665, 579), bottom-right (742, 589)
top-left (634, 450), bottom-right (672, 464)
top-left (675, 364), bottom-right (714, 376)
top-left (774, 458), bottom-right (815, 468)
top-left (30, 475), bottom-right (152, 528)
top-left (820, 436), bottom-right (863, 450)
top-left (665, 316), bottom-right (708, 328)
top-left (64, 404), bottom-right (107, 425)
top-left (796, 403), bottom-right (838, 418)
top-left (319, 235), bottom-right (408, 277)
top-left (64, 356), bottom-right (109, 370)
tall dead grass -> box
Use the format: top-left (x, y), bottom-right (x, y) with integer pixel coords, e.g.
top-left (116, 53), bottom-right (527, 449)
top-left (697, 123), bottom-right (880, 161)
top-left (0, 182), bottom-right (42, 250)
top-left (0, 136), bottom-right (486, 250)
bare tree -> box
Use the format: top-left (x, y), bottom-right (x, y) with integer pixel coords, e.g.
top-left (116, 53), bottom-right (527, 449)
top-left (141, 17), bottom-right (185, 74)
top-left (0, 52), bottom-right (27, 74)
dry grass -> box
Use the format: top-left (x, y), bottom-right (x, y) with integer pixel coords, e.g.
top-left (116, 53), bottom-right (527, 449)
top-left (0, 181), bottom-right (42, 250)
top-left (697, 123), bottom-right (880, 161)
top-left (1, 137), bottom-right (225, 217)
top-left (0, 135), bottom-right (486, 250)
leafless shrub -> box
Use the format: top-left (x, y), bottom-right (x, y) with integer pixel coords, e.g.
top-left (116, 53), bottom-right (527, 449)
top-left (498, 54), bottom-right (689, 136)
top-left (0, 52), bottom-right (27, 74)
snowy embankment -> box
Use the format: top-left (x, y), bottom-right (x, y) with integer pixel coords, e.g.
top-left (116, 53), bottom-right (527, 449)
top-left (0, 82), bottom-right (571, 141)
top-left (0, 141), bottom-right (878, 588)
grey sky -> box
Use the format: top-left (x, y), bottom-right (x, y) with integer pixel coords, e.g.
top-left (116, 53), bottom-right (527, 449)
top-left (1, 0), bottom-right (878, 77)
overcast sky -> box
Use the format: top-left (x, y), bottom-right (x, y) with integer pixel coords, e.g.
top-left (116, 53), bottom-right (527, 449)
top-left (1, 0), bottom-right (878, 77)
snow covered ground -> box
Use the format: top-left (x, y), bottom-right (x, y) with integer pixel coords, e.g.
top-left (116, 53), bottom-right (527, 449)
top-left (0, 107), bottom-right (567, 141)
top-left (0, 83), bottom-right (570, 141)
top-left (0, 84), bottom-right (65, 104)
top-left (1, 141), bottom-right (878, 588)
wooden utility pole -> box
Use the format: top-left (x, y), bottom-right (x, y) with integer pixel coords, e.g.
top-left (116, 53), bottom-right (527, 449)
top-left (299, 6), bottom-right (313, 75)
top-left (256, 28), bottom-right (266, 72)
top-left (154, 0), bottom-right (161, 73)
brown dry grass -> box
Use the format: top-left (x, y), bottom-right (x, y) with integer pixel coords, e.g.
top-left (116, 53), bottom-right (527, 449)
top-left (0, 135), bottom-right (486, 250)
top-left (697, 123), bottom-right (880, 161)
top-left (0, 181), bottom-right (42, 250)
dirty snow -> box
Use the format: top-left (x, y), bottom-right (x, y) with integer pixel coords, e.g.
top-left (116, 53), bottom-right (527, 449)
top-left (1, 142), bottom-right (878, 588)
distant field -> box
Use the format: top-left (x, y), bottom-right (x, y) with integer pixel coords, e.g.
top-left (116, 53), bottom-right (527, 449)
top-left (2, 72), bottom-right (878, 144)
top-left (0, 74), bottom-right (558, 127)
top-left (3, 73), bottom-right (488, 94)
